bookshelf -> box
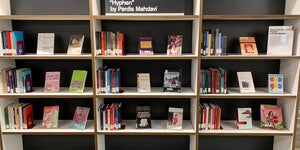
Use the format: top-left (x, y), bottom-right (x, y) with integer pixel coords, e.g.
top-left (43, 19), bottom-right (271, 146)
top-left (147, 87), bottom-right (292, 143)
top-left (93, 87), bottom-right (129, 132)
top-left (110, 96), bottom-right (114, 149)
top-left (0, 0), bottom-right (299, 150)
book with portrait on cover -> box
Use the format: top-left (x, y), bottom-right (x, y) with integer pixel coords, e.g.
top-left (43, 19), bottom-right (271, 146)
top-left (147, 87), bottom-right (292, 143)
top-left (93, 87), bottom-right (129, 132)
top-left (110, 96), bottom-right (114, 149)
top-left (67, 35), bottom-right (85, 55)
top-left (167, 107), bottom-right (183, 130)
top-left (71, 106), bottom-right (90, 130)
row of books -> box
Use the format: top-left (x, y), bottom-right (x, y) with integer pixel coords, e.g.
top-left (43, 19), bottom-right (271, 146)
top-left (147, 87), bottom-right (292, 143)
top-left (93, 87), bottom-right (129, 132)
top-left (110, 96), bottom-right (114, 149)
top-left (95, 31), bottom-right (124, 56)
top-left (1, 30), bottom-right (25, 56)
top-left (201, 28), bottom-right (227, 56)
top-left (4, 102), bottom-right (34, 129)
top-left (96, 67), bottom-right (121, 94)
top-left (0, 68), bottom-right (32, 94)
top-left (199, 103), bottom-right (222, 130)
top-left (200, 67), bottom-right (227, 94)
top-left (99, 103), bottom-right (123, 130)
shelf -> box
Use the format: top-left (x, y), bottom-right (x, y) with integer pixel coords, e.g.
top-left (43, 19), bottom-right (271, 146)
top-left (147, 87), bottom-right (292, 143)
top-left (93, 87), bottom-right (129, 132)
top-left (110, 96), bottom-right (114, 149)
top-left (0, 15), bottom-right (90, 20)
top-left (96, 87), bottom-right (196, 98)
top-left (93, 15), bottom-right (200, 21)
top-left (0, 87), bottom-right (94, 98)
top-left (98, 120), bottom-right (195, 135)
top-left (200, 88), bottom-right (297, 99)
top-left (95, 54), bottom-right (198, 60)
top-left (200, 54), bottom-right (300, 60)
top-left (0, 53), bottom-right (92, 60)
top-left (199, 121), bottom-right (292, 136)
top-left (203, 15), bottom-right (300, 20)
top-left (2, 120), bottom-right (95, 135)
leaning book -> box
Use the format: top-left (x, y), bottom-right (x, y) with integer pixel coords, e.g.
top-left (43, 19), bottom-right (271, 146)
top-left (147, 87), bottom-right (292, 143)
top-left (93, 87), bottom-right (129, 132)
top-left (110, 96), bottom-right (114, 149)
top-left (36, 33), bottom-right (55, 55)
top-left (167, 107), bottom-right (183, 130)
top-left (44, 71), bottom-right (60, 93)
top-left (163, 69), bottom-right (182, 92)
top-left (71, 106), bottom-right (90, 130)
top-left (69, 70), bottom-right (88, 93)
top-left (260, 104), bottom-right (283, 130)
top-left (67, 35), bottom-right (85, 55)
top-left (42, 106), bottom-right (59, 128)
top-left (267, 26), bottom-right (294, 55)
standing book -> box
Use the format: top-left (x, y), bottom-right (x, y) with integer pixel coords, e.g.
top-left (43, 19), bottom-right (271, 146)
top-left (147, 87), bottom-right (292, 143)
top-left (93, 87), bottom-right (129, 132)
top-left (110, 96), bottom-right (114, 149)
top-left (69, 70), bottom-right (88, 93)
top-left (236, 108), bottom-right (252, 129)
top-left (42, 106), bottom-right (59, 128)
top-left (137, 73), bottom-right (151, 93)
top-left (36, 33), bottom-right (55, 55)
top-left (71, 106), bottom-right (90, 130)
top-left (260, 104), bottom-right (283, 130)
top-left (167, 107), bottom-right (183, 130)
top-left (237, 71), bottom-right (255, 93)
top-left (239, 37), bottom-right (258, 55)
top-left (267, 26), bottom-right (294, 55)
top-left (167, 35), bottom-right (183, 55)
top-left (163, 69), bottom-right (182, 92)
top-left (67, 35), bottom-right (84, 55)
top-left (44, 71), bottom-right (60, 93)
top-left (268, 74), bottom-right (284, 94)
top-left (139, 37), bottom-right (153, 55)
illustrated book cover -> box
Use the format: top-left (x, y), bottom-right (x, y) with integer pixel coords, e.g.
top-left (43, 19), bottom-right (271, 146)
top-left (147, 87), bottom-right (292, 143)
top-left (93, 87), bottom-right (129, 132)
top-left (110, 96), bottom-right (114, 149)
top-left (69, 70), bottom-right (88, 93)
top-left (260, 104), bottom-right (283, 130)
top-left (44, 71), bottom-right (60, 93)
top-left (267, 26), bottom-right (294, 55)
top-left (139, 37), bottom-right (153, 55)
top-left (137, 73), bottom-right (151, 93)
top-left (163, 69), bottom-right (182, 92)
top-left (67, 35), bottom-right (85, 55)
top-left (236, 108), bottom-right (252, 129)
top-left (42, 106), bottom-right (59, 128)
top-left (167, 35), bottom-right (183, 55)
top-left (37, 33), bottom-right (55, 55)
top-left (237, 71), bottom-right (255, 93)
top-left (167, 107), bottom-right (183, 130)
top-left (268, 74), bottom-right (284, 94)
top-left (71, 106), bottom-right (90, 130)
top-left (239, 37), bottom-right (258, 55)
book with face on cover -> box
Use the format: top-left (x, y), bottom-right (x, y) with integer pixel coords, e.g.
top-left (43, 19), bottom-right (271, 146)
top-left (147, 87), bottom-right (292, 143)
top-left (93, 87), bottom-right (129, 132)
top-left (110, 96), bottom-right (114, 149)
top-left (44, 71), bottom-right (60, 93)
top-left (167, 35), bottom-right (183, 55)
top-left (167, 107), bottom-right (183, 130)
top-left (42, 106), bottom-right (59, 128)
top-left (71, 106), bottom-right (90, 130)
top-left (69, 70), bottom-right (88, 93)
top-left (260, 104), bottom-right (283, 130)
top-left (67, 35), bottom-right (84, 55)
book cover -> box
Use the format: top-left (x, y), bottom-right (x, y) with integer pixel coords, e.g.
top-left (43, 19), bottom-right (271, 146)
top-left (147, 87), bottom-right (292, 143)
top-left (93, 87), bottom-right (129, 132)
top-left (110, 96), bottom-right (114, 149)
top-left (167, 107), bottom-right (183, 130)
top-left (71, 106), bottom-right (90, 130)
top-left (268, 74), bottom-right (284, 94)
top-left (22, 69), bottom-right (32, 93)
top-left (236, 108), bottom-right (252, 129)
top-left (136, 106), bottom-right (151, 128)
top-left (67, 35), bottom-right (84, 55)
top-left (69, 70), bottom-right (88, 93)
top-left (139, 37), bottom-right (153, 55)
top-left (44, 71), bottom-right (60, 93)
top-left (12, 31), bottom-right (25, 55)
top-left (37, 33), bottom-right (55, 55)
top-left (237, 71), bottom-right (255, 93)
top-left (163, 69), bottom-right (182, 92)
top-left (260, 104), bottom-right (283, 130)
top-left (137, 73), bottom-right (151, 93)
top-left (167, 35), bottom-right (183, 55)
top-left (239, 37), bottom-right (258, 55)
top-left (42, 106), bottom-right (59, 128)
top-left (22, 103), bottom-right (34, 129)
top-left (267, 26), bottom-right (294, 55)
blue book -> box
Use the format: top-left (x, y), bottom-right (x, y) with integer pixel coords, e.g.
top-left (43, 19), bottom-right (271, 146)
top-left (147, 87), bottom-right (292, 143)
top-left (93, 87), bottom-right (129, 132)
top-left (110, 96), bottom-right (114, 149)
top-left (218, 67), bottom-right (227, 94)
top-left (12, 31), bottom-right (25, 55)
top-left (21, 69), bottom-right (32, 93)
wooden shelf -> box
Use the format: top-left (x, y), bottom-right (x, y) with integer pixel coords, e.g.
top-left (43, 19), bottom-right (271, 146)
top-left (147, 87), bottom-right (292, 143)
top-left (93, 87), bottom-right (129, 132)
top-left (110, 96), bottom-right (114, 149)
top-left (0, 53), bottom-right (92, 60)
top-left (200, 54), bottom-right (300, 60)
top-left (95, 54), bottom-right (198, 60)
top-left (0, 15), bottom-right (90, 20)
top-left (92, 15), bottom-right (200, 20)
top-left (203, 15), bottom-right (300, 20)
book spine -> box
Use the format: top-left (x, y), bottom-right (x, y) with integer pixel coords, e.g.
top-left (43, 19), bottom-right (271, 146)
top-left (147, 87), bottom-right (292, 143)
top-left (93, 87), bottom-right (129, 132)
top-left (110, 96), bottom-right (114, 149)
top-left (221, 36), bottom-right (227, 55)
top-left (101, 31), bottom-right (106, 55)
top-left (4, 106), bottom-right (9, 129)
top-left (217, 32), bottom-right (222, 56)
top-left (206, 70), bottom-right (211, 94)
top-left (95, 31), bottom-right (100, 55)
top-left (118, 32), bottom-right (124, 56)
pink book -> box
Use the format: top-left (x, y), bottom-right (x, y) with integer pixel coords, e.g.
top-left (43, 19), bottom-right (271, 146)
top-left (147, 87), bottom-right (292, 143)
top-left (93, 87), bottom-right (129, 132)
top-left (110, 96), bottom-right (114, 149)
top-left (44, 71), bottom-right (60, 92)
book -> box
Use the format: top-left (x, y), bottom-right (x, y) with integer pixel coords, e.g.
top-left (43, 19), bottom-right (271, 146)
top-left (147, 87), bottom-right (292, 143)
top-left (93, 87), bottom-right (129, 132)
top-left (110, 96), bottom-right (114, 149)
top-left (42, 106), bottom-right (59, 128)
top-left (237, 71), bottom-right (255, 93)
top-left (167, 107), bottom-right (183, 130)
top-left (163, 69), bottom-right (181, 92)
top-left (69, 70), bottom-right (88, 93)
top-left (167, 35), bottom-right (183, 55)
top-left (71, 106), bottom-right (90, 130)
top-left (267, 26), bottom-right (294, 55)
top-left (22, 103), bottom-right (34, 129)
top-left (37, 33), bottom-right (55, 55)
top-left (139, 37), bottom-right (153, 55)
top-left (136, 106), bottom-right (151, 128)
top-left (236, 108), bottom-right (252, 129)
top-left (67, 35), bottom-right (84, 55)
top-left (22, 69), bottom-right (32, 93)
top-left (12, 31), bottom-right (25, 55)
top-left (268, 74), bottom-right (284, 94)
top-left (260, 104), bottom-right (283, 130)
top-left (137, 73), bottom-right (151, 93)
top-left (239, 37), bottom-right (258, 55)
top-left (44, 71), bottom-right (60, 93)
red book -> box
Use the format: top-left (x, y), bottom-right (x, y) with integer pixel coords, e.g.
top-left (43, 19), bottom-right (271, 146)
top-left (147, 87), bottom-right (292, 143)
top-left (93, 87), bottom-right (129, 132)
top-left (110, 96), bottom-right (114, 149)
top-left (214, 69), bottom-right (221, 94)
top-left (118, 32), bottom-right (124, 55)
top-left (101, 31), bottom-right (106, 55)
top-left (5, 31), bottom-right (12, 56)
top-left (22, 104), bottom-right (34, 129)
top-left (209, 68), bottom-right (215, 94)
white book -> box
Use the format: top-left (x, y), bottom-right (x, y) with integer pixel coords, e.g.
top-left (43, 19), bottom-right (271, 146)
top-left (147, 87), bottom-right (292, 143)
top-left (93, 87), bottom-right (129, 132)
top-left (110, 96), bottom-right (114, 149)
top-left (267, 26), bottom-right (294, 55)
top-left (37, 33), bottom-right (55, 55)
top-left (137, 73), bottom-right (151, 93)
top-left (237, 71), bottom-right (255, 93)
top-left (167, 107), bottom-right (183, 130)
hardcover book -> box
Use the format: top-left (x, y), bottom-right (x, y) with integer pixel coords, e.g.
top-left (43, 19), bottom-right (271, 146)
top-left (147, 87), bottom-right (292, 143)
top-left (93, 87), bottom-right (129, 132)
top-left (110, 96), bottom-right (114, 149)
top-left (139, 37), bottom-right (153, 55)
top-left (12, 31), bottom-right (25, 55)
top-left (42, 106), bottom-right (59, 128)
top-left (71, 106), bottom-right (90, 130)
top-left (44, 71), bottom-right (60, 93)
top-left (37, 33), bottom-right (55, 55)
top-left (69, 70), bottom-right (88, 93)
top-left (163, 69), bottom-right (182, 92)
top-left (137, 73), bottom-right (151, 93)
top-left (236, 108), bottom-right (252, 129)
top-left (260, 104), bottom-right (283, 130)
top-left (237, 71), bottom-right (255, 93)
top-left (136, 106), bottom-right (151, 128)
top-left (167, 107), bottom-right (183, 130)
top-left (239, 37), bottom-right (258, 55)
top-left (268, 74), bottom-right (284, 94)
top-left (67, 35), bottom-right (84, 55)
top-left (22, 104), bottom-right (34, 129)
top-left (267, 26), bottom-right (294, 55)
top-left (167, 35), bottom-right (183, 55)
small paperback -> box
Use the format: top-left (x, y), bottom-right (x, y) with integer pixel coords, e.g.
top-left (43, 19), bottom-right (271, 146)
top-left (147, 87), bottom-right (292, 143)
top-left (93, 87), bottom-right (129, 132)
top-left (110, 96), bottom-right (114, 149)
top-left (163, 69), bottom-right (182, 92)
top-left (137, 73), bottom-right (151, 93)
top-left (136, 106), bottom-right (151, 128)
top-left (67, 35), bottom-right (85, 55)
top-left (139, 37), bottom-right (153, 55)
top-left (36, 33), bottom-right (55, 55)
top-left (236, 108), bottom-right (252, 129)
top-left (69, 70), bottom-right (88, 93)
top-left (71, 106), bottom-right (90, 130)
top-left (44, 71), bottom-right (60, 93)
top-left (167, 35), bottom-right (183, 55)
top-left (167, 107), bottom-right (183, 130)
top-left (267, 26), bottom-right (294, 55)
top-left (239, 37), bottom-right (258, 55)
top-left (237, 71), bottom-right (255, 93)
top-left (260, 104), bottom-right (283, 130)
top-left (268, 74), bottom-right (284, 94)
top-left (42, 106), bottom-right (59, 128)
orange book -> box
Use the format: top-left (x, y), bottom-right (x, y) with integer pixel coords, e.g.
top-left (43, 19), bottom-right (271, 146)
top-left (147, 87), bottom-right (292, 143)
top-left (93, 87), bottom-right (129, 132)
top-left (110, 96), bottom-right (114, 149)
top-left (239, 37), bottom-right (258, 55)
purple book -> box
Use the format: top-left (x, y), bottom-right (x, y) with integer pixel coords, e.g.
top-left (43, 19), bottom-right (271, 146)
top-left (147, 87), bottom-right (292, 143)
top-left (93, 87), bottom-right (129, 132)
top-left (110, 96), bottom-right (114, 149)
top-left (139, 37), bottom-right (153, 55)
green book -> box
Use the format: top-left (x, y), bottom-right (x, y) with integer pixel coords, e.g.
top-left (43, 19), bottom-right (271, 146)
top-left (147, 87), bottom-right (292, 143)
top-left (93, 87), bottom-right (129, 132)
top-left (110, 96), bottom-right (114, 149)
top-left (69, 70), bottom-right (88, 93)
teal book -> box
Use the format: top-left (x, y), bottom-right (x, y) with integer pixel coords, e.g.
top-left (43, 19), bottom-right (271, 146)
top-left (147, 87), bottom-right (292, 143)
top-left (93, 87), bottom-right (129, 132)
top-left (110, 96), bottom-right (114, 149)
top-left (71, 106), bottom-right (90, 130)
top-left (69, 70), bottom-right (88, 93)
